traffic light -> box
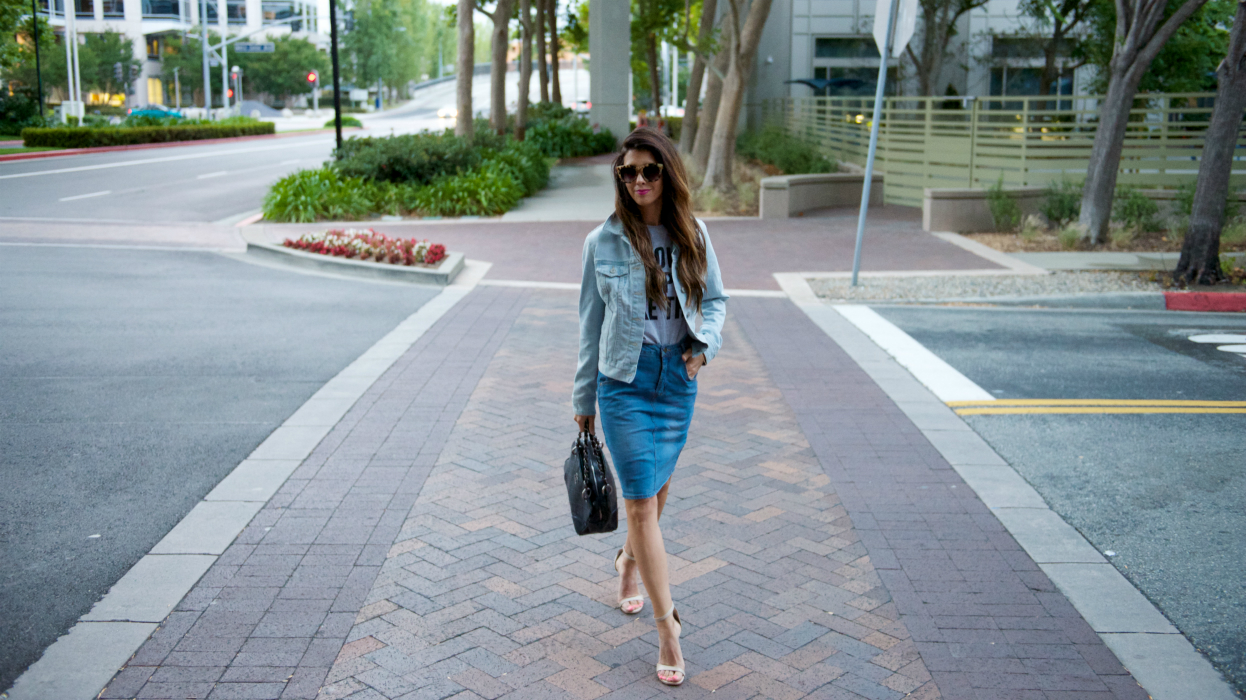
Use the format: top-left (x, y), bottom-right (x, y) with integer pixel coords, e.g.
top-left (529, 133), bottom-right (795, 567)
top-left (230, 70), bottom-right (238, 81)
top-left (227, 88), bottom-right (234, 98)
top-left (306, 70), bottom-right (319, 84)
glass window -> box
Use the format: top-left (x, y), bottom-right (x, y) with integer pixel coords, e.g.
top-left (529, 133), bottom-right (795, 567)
top-left (814, 37), bottom-right (880, 60)
top-left (103, 0), bottom-right (123, 18)
top-left (992, 37), bottom-right (1045, 59)
top-left (813, 66), bottom-right (897, 96)
top-left (228, 0), bottom-right (245, 23)
top-left (142, 0), bottom-right (179, 18)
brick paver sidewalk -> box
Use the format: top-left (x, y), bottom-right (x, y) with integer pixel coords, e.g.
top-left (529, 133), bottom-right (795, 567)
top-left (100, 287), bottom-right (1145, 700)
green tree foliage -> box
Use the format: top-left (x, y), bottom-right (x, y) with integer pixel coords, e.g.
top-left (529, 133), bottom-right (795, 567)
top-left (236, 35), bottom-right (329, 102)
top-left (562, 0), bottom-right (589, 54)
top-left (0, 0), bottom-right (26, 72)
top-left (630, 0), bottom-right (690, 112)
top-left (157, 33), bottom-right (226, 106)
top-left (3, 19), bottom-right (140, 97)
top-left (1083, 0), bottom-right (1234, 92)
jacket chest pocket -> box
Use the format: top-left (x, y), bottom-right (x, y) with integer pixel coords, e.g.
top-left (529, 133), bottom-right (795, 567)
top-left (595, 263), bottom-right (630, 308)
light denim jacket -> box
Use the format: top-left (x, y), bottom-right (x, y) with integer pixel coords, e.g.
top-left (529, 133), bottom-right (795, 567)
top-left (573, 214), bottom-right (729, 416)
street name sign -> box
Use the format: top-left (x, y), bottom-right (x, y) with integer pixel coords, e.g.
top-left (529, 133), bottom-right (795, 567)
top-left (235, 43), bottom-right (276, 54)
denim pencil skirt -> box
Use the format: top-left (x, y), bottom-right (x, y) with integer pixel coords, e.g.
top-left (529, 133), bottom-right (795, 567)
top-left (597, 343), bottom-right (698, 501)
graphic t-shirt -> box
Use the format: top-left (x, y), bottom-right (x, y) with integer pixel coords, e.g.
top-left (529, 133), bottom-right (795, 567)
top-left (643, 225), bottom-right (690, 346)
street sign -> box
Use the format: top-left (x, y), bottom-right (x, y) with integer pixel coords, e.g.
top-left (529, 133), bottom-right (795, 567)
top-left (235, 42), bottom-right (275, 54)
top-left (873, 0), bottom-right (917, 58)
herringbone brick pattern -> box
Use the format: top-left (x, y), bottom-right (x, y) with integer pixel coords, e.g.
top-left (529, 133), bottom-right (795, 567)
top-left (318, 290), bottom-right (940, 700)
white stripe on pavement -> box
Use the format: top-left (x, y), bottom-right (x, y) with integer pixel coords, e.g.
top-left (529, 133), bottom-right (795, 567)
top-left (196, 170), bottom-right (228, 179)
top-left (0, 139), bottom-right (332, 180)
top-left (57, 190), bottom-right (111, 201)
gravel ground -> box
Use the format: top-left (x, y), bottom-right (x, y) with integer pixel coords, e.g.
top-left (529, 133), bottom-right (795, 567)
top-left (810, 271), bottom-right (1164, 302)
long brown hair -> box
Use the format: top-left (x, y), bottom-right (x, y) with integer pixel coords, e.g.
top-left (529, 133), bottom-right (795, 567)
top-left (612, 128), bottom-right (707, 312)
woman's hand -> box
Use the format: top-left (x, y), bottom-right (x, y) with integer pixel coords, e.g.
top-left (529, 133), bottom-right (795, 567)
top-left (682, 349), bottom-right (706, 380)
top-left (574, 414), bottom-right (595, 434)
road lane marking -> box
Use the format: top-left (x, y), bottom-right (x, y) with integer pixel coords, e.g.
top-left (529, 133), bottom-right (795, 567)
top-left (281, 159), bottom-right (300, 164)
top-left (197, 171), bottom-right (228, 179)
top-left (956, 406), bottom-right (1246, 415)
top-left (58, 190), bottom-right (111, 201)
top-left (0, 139), bottom-right (333, 180)
top-left (948, 399), bottom-right (1246, 407)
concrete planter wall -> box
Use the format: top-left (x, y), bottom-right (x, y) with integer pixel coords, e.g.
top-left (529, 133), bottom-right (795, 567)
top-left (760, 173), bottom-right (883, 219)
top-left (247, 241), bottom-right (465, 286)
top-left (923, 187), bottom-right (1246, 233)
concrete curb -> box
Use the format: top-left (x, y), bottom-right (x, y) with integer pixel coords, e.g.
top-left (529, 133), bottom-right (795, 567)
top-left (772, 271), bottom-right (1238, 700)
top-left (2, 260), bottom-right (493, 700)
top-left (245, 241), bottom-right (465, 286)
top-left (931, 231), bottom-right (1051, 274)
top-left (1165, 291), bottom-right (1246, 312)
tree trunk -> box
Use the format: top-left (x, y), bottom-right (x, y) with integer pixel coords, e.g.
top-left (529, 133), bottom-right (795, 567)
top-left (679, 0), bottom-right (717, 154)
top-left (491, 0), bottom-right (516, 135)
top-left (456, 0), bottom-right (474, 137)
top-left (646, 30), bottom-right (662, 118)
top-left (548, 0), bottom-right (562, 104)
top-left (1077, 0), bottom-right (1211, 242)
top-left (516, 0), bottom-right (533, 139)
top-left (692, 32), bottom-right (730, 171)
top-left (536, 0), bottom-right (548, 102)
top-left (1175, 0), bottom-right (1246, 285)
top-left (701, 0), bottom-right (773, 192)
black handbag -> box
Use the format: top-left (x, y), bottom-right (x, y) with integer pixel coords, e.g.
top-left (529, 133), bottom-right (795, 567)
top-left (563, 432), bottom-right (618, 535)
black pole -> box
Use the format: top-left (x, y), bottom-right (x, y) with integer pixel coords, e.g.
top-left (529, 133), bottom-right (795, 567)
top-left (328, 0), bottom-right (342, 152)
top-left (30, 0), bottom-right (45, 117)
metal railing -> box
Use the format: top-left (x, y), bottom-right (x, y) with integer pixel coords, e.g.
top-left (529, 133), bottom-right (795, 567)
top-left (767, 93), bottom-right (1246, 207)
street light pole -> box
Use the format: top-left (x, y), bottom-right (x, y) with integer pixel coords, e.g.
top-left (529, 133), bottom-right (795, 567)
top-left (29, 0), bottom-right (44, 117)
top-left (173, 66), bottom-right (181, 107)
top-left (328, 0), bottom-right (343, 151)
top-left (200, 0), bottom-right (211, 115)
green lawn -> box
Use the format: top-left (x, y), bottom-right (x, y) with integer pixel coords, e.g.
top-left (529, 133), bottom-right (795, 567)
top-left (0, 146), bottom-right (63, 155)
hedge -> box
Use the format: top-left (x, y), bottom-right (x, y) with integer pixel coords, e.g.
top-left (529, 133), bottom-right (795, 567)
top-left (21, 122), bottom-right (276, 148)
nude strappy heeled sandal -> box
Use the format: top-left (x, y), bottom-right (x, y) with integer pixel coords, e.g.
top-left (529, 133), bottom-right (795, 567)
top-left (654, 607), bottom-right (684, 686)
top-left (613, 549), bottom-right (644, 614)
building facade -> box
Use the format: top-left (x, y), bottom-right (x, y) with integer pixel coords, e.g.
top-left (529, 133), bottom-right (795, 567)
top-left (37, 0), bottom-right (327, 108)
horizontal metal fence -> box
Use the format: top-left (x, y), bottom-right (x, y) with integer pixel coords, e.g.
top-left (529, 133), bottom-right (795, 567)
top-left (767, 94), bottom-right (1246, 208)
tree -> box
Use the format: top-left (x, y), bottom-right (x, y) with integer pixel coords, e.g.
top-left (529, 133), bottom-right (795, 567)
top-left (236, 36), bottom-right (329, 103)
top-left (1175, 0), bottom-right (1246, 284)
top-left (475, 0), bottom-right (516, 135)
top-left (536, 0), bottom-right (548, 101)
top-left (701, 0), bottom-right (772, 191)
top-left (679, 0), bottom-right (718, 154)
top-left (1019, 0), bottom-right (1093, 95)
top-left (457, 0), bottom-right (474, 136)
top-left (4, 15), bottom-right (64, 97)
top-left (1076, 0), bottom-right (1213, 243)
top-left (516, 0), bottom-right (534, 138)
top-left (907, 0), bottom-right (991, 96)
top-left (344, 0), bottom-right (419, 105)
top-left (1082, 0), bottom-right (1233, 92)
top-left (1, 0), bottom-right (26, 73)
top-left (692, 28), bottom-right (729, 170)
top-left (547, 0), bottom-right (562, 103)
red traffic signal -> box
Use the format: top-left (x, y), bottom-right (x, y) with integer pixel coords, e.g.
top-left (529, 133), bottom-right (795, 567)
top-left (306, 70), bottom-right (318, 84)
top-left (227, 88), bottom-right (234, 98)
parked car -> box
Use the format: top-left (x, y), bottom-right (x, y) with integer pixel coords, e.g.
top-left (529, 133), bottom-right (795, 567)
top-left (126, 104), bottom-right (183, 120)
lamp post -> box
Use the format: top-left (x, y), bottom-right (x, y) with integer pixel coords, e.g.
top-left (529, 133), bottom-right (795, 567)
top-left (200, 0), bottom-right (211, 115)
top-left (328, 0), bottom-right (342, 150)
top-left (29, 0), bottom-right (45, 117)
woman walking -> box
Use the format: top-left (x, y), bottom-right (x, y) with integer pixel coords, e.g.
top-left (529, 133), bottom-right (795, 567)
top-left (572, 128), bottom-right (728, 687)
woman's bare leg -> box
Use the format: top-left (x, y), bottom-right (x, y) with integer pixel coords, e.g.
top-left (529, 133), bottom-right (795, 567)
top-left (624, 495), bottom-right (683, 682)
top-left (619, 478), bottom-right (672, 602)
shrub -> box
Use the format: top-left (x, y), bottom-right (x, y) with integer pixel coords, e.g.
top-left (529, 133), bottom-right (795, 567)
top-left (408, 160), bottom-right (527, 217)
top-left (1020, 214), bottom-right (1044, 242)
top-left (483, 140), bottom-right (550, 196)
top-left (0, 88), bottom-right (50, 136)
top-left (332, 132), bottom-right (484, 184)
top-left (525, 113), bottom-right (615, 158)
top-left (328, 116), bottom-right (363, 128)
top-left (1058, 224), bottom-right (1082, 249)
top-left (987, 175), bottom-right (1022, 232)
top-left (736, 126), bottom-right (835, 175)
top-left (1112, 185), bottom-right (1160, 232)
top-left (1041, 179), bottom-right (1081, 227)
top-left (262, 168), bottom-right (377, 222)
top-left (22, 122), bottom-right (275, 147)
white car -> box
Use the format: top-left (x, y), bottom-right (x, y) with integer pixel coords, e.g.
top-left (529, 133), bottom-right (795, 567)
top-left (436, 106), bottom-right (458, 119)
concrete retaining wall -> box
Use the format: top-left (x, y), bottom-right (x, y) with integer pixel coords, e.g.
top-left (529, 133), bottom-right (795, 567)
top-left (760, 173), bottom-right (883, 219)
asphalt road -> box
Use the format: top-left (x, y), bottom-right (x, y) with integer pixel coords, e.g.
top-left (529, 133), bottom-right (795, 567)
top-left (0, 133), bottom-right (335, 223)
top-left (0, 246), bottom-right (439, 694)
top-left (875, 305), bottom-right (1246, 694)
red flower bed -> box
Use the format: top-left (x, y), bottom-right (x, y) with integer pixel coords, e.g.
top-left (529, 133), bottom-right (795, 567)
top-left (283, 229), bottom-right (447, 266)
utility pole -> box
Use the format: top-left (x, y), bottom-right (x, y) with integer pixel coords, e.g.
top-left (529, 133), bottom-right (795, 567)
top-left (173, 66), bottom-right (181, 107)
top-left (200, 0), bottom-right (211, 114)
top-left (218, 0), bottom-right (229, 113)
top-left (328, 0), bottom-right (343, 150)
top-left (29, 0), bottom-right (44, 117)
